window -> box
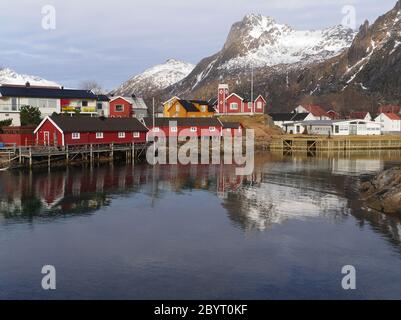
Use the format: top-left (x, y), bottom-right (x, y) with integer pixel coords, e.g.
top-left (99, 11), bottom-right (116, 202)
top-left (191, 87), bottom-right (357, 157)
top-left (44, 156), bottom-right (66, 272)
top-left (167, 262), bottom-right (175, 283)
top-left (153, 127), bottom-right (160, 132)
top-left (190, 127), bottom-right (197, 132)
top-left (82, 101), bottom-right (88, 107)
top-left (133, 132), bottom-right (140, 138)
top-left (209, 126), bottom-right (216, 132)
top-left (115, 105), bottom-right (124, 112)
top-left (96, 132), bottom-right (104, 139)
top-left (97, 103), bottom-right (103, 110)
top-left (201, 105), bottom-right (207, 112)
top-left (248, 102), bottom-right (252, 109)
top-left (257, 101), bottom-right (262, 109)
top-left (226, 128), bottom-right (231, 132)
top-left (11, 98), bottom-right (17, 111)
top-left (335, 125), bottom-right (339, 134)
top-left (175, 105), bottom-right (180, 112)
top-left (170, 127), bottom-right (178, 132)
top-left (72, 132), bottom-right (80, 140)
top-left (118, 132), bottom-right (126, 138)
top-left (230, 103), bottom-right (238, 110)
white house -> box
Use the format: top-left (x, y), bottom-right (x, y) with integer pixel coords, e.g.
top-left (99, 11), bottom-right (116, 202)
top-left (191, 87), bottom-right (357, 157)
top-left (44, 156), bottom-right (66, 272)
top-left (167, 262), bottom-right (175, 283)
top-left (374, 113), bottom-right (401, 134)
top-left (284, 120), bottom-right (382, 136)
top-left (293, 105), bottom-right (331, 120)
top-left (349, 112), bottom-right (372, 121)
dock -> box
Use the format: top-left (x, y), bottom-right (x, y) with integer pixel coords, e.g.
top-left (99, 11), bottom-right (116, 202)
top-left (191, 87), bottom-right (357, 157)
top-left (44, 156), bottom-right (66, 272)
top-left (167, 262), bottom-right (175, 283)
top-left (270, 135), bottom-right (401, 152)
top-left (0, 143), bottom-right (149, 170)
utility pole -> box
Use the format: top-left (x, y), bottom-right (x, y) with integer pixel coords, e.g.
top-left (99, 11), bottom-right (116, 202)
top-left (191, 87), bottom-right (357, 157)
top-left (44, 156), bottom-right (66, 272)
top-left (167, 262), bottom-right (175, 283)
top-left (251, 63), bottom-right (254, 113)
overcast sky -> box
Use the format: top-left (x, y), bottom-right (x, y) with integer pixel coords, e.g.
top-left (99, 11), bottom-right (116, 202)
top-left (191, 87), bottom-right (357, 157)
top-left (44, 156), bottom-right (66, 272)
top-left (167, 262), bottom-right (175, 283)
top-left (0, 0), bottom-right (397, 90)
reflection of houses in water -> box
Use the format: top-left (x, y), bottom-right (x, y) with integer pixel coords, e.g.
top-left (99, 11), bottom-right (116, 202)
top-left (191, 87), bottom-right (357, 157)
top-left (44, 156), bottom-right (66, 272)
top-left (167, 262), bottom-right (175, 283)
top-left (331, 158), bottom-right (383, 176)
top-left (222, 165), bottom-right (351, 231)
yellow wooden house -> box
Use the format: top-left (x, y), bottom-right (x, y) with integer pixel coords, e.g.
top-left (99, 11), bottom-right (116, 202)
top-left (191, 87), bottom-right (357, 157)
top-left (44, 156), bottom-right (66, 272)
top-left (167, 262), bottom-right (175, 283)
top-left (163, 97), bottom-right (215, 117)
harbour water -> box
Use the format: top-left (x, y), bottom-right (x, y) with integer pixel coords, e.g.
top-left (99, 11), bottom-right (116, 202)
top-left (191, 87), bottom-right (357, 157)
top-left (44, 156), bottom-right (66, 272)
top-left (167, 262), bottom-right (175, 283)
top-left (1, 151), bottom-right (401, 299)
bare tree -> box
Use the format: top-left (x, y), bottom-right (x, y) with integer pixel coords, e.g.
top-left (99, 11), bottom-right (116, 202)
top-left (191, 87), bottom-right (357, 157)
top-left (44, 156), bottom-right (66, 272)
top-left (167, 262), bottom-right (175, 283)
top-left (79, 80), bottom-right (105, 94)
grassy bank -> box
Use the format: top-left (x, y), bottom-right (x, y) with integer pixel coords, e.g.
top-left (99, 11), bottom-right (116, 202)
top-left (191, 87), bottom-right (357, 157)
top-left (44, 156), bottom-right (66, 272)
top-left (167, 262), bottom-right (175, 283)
top-left (218, 114), bottom-right (283, 149)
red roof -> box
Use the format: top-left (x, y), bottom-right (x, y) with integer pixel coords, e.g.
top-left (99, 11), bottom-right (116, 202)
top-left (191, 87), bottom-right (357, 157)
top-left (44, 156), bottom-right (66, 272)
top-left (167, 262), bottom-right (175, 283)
top-left (302, 105), bottom-right (328, 117)
top-left (349, 112), bottom-right (369, 119)
top-left (378, 105), bottom-right (401, 114)
top-left (384, 113), bottom-right (401, 120)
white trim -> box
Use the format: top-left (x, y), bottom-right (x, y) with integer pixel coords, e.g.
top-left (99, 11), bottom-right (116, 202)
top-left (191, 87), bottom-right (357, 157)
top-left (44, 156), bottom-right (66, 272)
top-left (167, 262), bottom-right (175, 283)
top-left (34, 116), bottom-right (64, 135)
top-left (71, 132), bottom-right (80, 140)
top-left (118, 132), bottom-right (126, 138)
top-left (109, 96), bottom-right (133, 104)
top-left (162, 96), bottom-right (181, 105)
top-left (254, 95), bottom-right (266, 103)
top-left (226, 93), bottom-right (245, 101)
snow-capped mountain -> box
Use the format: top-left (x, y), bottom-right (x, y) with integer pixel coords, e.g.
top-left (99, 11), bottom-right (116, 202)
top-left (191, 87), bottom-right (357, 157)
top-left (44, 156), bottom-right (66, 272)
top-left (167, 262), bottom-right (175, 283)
top-left (162, 13), bottom-right (356, 99)
top-left (0, 68), bottom-right (59, 87)
top-left (219, 14), bottom-right (356, 70)
top-left (112, 59), bottom-right (194, 96)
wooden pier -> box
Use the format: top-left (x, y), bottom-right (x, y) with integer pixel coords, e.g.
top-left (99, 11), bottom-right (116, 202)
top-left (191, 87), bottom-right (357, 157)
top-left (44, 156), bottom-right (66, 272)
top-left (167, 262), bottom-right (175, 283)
top-left (270, 135), bottom-right (401, 152)
top-left (0, 143), bottom-right (149, 170)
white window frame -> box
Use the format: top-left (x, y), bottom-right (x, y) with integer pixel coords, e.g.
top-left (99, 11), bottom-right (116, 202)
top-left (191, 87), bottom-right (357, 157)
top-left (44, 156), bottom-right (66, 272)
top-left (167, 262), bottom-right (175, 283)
top-left (230, 103), bottom-right (238, 110)
top-left (133, 132), bottom-right (140, 138)
top-left (118, 132), bottom-right (126, 138)
top-left (96, 132), bottom-right (104, 139)
top-left (190, 127), bottom-right (197, 132)
top-left (170, 127), bottom-right (178, 132)
top-left (257, 101), bottom-right (262, 109)
top-left (153, 127), bottom-right (160, 132)
top-left (72, 132), bottom-right (80, 140)
top-left (115, 105), bottom-right (124, 112)
top-left (209, 126), bottom-right (216, 132)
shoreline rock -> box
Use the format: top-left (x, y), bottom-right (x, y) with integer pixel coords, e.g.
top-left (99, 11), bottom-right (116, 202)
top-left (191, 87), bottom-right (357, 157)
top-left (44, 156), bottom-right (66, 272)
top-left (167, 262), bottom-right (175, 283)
top-left (360, 167), bottom-right (401, 214)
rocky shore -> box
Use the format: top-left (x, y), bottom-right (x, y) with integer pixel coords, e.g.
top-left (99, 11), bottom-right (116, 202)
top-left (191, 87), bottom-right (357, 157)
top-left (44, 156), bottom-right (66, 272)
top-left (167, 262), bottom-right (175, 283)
top-left (360, 167), bottom-right (401, 214)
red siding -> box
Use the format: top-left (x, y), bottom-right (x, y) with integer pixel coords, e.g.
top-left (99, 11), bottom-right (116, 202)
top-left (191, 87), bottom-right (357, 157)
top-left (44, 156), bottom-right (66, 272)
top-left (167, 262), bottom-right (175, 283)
top-left (0, 133), bottom-right (35, 146)
top-left (35, 118), bottom-right (147, 146)
top-left (36, 119), bottom-right (63, 146)
top-left (254, 96), bottom-right (265, 114)
top-left (109, 98), bottom-right (132, 118)
top-left (147, 125), bottom-right (223, 139)
top-left (225, 95), bottom-right (243, 114)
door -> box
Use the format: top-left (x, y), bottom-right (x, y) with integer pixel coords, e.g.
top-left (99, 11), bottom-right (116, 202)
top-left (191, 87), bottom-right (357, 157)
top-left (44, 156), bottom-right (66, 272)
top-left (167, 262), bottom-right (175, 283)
top-left (44, 131), bottom-right (50, 146)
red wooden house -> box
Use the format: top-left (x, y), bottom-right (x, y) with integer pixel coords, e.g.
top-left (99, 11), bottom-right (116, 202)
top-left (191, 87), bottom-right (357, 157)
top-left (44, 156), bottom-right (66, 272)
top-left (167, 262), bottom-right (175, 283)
top-left (143, 117), bottom-right (223, 139)
top-left (34, 115), bottom-right (148, 147)
top-left (217, 84), bottom-right (266, 115)
top-left (221, 121), bottom-right (244, 137)
top-left (0, 126), bottom-right (36, 146)
top-left (109, 97), bottom-right (133, 118)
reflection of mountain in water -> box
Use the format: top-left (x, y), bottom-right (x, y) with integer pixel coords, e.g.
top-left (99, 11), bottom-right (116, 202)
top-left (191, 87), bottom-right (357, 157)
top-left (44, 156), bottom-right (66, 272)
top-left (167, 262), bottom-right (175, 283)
top-left (1, 153), bottom-right (401, 246)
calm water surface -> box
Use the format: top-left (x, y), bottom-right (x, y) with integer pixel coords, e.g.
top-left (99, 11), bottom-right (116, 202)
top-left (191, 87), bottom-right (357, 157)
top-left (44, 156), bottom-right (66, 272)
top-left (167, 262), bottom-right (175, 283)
top-left (1, 151), bottom-right (401, 299)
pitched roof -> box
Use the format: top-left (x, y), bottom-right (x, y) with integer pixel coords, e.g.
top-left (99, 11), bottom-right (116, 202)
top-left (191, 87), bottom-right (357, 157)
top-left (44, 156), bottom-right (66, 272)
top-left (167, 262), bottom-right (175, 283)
top-left (291, 113), bottom-right (310, 121)
top-left (189, 100), bottom-right (215, 112)
top-left (300, 105), bottom-right (328, 117)
top-left (143, 117), bottom-right (222, 127)
top-left (269, 113), bottom-right (295, 121)
top-left (349, 112), bottom-right (369, 119)
top-left (383, 113), bottom-right (401, 120)
top-left (97, 94), bottom-right (110, 102)
top-left (221, 121), bottom-right (242, 129)
top-left (0, 85), bottom-right (97, 99)
top-left (178, 100), bottom-right (199, 112)
top-left (269, 113), bottom-right (309, 122)
top-left (378, 105), bottom-right (401, 114)
top-left (48, 115), bottom-right (148, 133)
top-left (208, 98), bottom-right (218, 106)
top-left (110, 96), bottom-right (148, 109)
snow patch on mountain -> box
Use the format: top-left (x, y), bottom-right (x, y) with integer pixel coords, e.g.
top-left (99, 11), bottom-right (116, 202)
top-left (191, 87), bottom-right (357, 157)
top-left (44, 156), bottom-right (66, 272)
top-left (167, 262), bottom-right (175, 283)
top-left (220, 14), bottom-right (356, 70)
top-left (0, 68), bottom-right (59, 87)
top-left (113, 59), bottom-right (195, 96)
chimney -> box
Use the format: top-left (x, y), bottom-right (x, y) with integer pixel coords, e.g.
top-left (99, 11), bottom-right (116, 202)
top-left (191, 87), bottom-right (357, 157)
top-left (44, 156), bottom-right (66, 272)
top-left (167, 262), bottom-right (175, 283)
top-left (25, 81), bottom-right (31, 88)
